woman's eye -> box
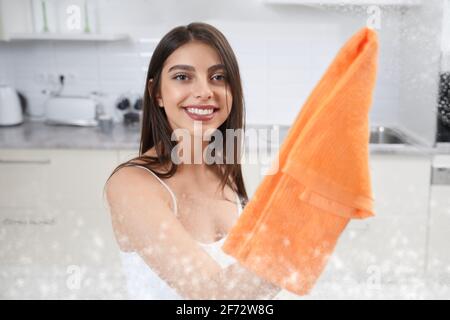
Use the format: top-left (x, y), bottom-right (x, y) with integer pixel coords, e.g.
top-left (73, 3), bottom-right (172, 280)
top-left (212, 74), bottom-right (226, 81)
top-left (172, 73), bottom-right (226, 82)
top-left (173, 74), bottom-right (189, 81)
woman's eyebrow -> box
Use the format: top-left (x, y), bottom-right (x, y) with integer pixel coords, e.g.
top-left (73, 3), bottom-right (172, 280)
top-left (167, 64), bottom-right (225, 73)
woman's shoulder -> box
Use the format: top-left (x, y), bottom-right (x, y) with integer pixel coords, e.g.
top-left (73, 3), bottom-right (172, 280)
top-left (105, 163), bottom-right (174, 251)
top-left (105, 162), bottom-right (171, 209)
top-left (107, 147), bottom-right (165, 188)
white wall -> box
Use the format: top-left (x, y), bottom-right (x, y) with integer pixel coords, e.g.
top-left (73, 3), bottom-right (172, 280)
top-left (0, 41), bottom-right (11, 84)
top-left (398, 0), bottom-right (445, 147)
top-left (0, 0), bottom-right (432, 128)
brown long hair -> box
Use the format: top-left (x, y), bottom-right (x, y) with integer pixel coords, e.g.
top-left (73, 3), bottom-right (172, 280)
top-left (105, 22), bottom-right (248, 208)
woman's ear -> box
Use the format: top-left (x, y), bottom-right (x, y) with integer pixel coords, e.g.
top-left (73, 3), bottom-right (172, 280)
top-left (148, 78), bottom-right (164, 108)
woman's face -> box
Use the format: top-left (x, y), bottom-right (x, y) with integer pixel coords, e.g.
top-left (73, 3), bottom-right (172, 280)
top-left (152, 40), bottom-right (233, 138)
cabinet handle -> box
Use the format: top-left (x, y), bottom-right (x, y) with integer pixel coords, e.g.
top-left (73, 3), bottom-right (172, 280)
top-left (0, 159), bottom-right (51, 165)
top-left (431, 166), bottom-right (450, 185)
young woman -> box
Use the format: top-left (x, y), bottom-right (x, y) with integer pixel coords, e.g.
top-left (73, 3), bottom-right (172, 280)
top-left (104, 22), bottom-right (281, 300)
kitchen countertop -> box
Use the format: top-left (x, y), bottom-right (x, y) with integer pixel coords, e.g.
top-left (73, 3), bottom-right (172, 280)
top-left (0, 119), bottom-right (141, 150)
top-left (1, 119), bottom-right (450, 155)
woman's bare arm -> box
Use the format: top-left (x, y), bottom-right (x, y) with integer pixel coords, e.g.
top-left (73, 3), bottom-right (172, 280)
top-left (105, 166), bottom-right (282, 300)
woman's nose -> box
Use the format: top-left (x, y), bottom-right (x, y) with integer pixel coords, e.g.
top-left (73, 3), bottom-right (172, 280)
top-left (193, 78), bottom-right (213, 99)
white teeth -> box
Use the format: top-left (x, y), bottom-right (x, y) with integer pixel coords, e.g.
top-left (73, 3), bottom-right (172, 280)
top-left (186, 108), bottom-right (214, 115)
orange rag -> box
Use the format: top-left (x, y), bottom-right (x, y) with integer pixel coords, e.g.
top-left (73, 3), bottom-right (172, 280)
top-left (222, 26), bottom-right (379, 296)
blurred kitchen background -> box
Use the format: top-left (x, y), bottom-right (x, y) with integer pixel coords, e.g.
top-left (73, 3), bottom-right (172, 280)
top-left (0, 0), bottom-right (450, 299)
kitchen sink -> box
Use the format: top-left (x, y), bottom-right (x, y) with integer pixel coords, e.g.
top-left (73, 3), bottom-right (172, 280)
top-left (246, 125), bottom-right (412, 146)
top-left (369, 126), bottom-right (410, 144)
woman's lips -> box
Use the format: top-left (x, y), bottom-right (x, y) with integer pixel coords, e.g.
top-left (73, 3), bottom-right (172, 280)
top-left (183, 107), bottom-right (218, 121)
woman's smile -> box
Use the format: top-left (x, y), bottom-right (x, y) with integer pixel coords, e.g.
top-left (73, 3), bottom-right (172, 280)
top-left (182, 104), bottom-right (220, 121)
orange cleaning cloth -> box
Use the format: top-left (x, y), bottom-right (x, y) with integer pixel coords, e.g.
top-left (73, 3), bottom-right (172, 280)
top-left (222, 26), bottom-right (379, 296)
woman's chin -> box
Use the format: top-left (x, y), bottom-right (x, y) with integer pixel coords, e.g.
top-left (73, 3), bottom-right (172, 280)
top-left (188, 128), bottom-right (217, 139)
top-left (185, 121), bottom-right (220, 135)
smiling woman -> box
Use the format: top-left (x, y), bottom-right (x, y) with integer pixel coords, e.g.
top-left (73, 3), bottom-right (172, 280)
top-left (151, 41), bottom-right (232, 137)
top-left (103, 22), bottom-right (281, 300)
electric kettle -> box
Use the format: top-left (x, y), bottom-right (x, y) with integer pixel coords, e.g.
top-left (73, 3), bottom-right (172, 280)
top-left (0, 85), bottom-right (24, 126)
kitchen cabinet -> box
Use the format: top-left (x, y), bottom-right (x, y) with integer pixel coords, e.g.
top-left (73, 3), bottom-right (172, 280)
top-left (0, 0), bottom-right (33, 40)
top-left (0, 149), bottom-right (51, 208)
top-left (0, 148), bottom-right (126, 298)
top-left (368, 154), bottom-right (432, 218)
top-left (0, 207), bottom-right (119, 266)
top-left (46, 149), bottom-right (118, 210)
top-left (0, 0), bottom-right (129, 42)
top-left (319, 153), bottom-right (432, 285)
top-left (426, 155), bottom-right (450, 283)
top-left (0, 148), bottom-right (120, 246)
top-left (6, 33), bottom-right (129, 41)
top-left (0, 147), bottom-right (438, 296)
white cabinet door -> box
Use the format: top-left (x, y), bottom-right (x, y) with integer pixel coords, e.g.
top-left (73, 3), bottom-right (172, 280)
top-left (427, 155), bottom-right (450, 283)
top-left (45, 149), bottom-right (123, 269)
top-left (0, 207), bottom-right (61, 266)
top-left (0, 206), bottom-right (121, 267)
top-left (0, 149), bottom-right (121, 266)
top-left (0, 147), bottom-right (118, 210)
top-left (47, 149), bottom-right (118, 210)
top-left (0, 263), bottom-right (127, 299)
top-left (0, 149), bottom-right (51, 208)
top-left (369, 154), bottom-right (432, 218)
top-left (319, 154), bottom-right (432, 285)
top-left (0, 206), bottom-right (125, 298)
top-left (0, 149), bottom-right (126, 298)
top-left (0, 206), bottom-right (126, 298)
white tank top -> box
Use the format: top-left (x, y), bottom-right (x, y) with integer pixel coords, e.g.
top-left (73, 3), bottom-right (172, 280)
top-left (118, 165), bottom-right (243, 300)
